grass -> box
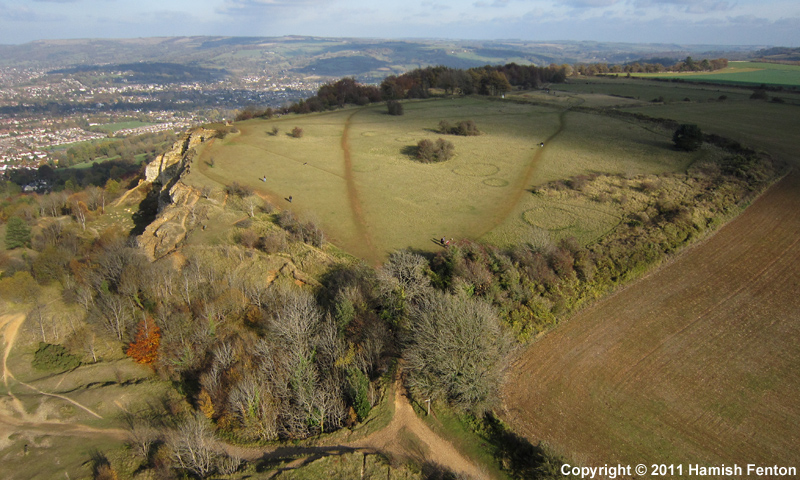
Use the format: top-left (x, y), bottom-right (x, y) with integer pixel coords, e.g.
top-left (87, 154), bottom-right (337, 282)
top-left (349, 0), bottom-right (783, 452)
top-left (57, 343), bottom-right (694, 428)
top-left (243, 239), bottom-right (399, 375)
top-left (620, 100), bottom-right (800, 161)
top-left (419, 404), bottom-right (510, 480)
top-left (194, 96), bottom-right (700, 261)
top-left (554, 75), bottom-right (754, 103)
top-left (633, 61), bottom-right (800, 87)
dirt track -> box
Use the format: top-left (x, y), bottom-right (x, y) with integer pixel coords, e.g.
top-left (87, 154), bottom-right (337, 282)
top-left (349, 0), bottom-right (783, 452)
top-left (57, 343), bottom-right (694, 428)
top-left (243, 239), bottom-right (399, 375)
top-left (0, 314), bottom-right (128, 442)
top-left (502, 171), bottom-right (800, 466)
top-left (227, 371), bottom-right (490, 479)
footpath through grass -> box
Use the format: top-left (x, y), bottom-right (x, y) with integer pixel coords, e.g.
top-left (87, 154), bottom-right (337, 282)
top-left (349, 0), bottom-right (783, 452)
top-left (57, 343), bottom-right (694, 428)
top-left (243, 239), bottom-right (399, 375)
top-left (197, 96), bottom-right (705, 260)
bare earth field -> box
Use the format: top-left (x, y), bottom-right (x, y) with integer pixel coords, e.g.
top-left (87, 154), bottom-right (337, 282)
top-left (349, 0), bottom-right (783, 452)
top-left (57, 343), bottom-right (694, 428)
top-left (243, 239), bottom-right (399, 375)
top-left (502, 170), bottom-right (800, 469)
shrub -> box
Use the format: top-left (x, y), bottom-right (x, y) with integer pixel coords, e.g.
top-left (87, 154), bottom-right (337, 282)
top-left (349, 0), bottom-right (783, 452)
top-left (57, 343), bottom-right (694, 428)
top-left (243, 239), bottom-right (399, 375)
top-left (415, 138), bottom-right (455, 163)
top-left (224, 182), bottom-right (253, 198)
top-left (291, 127), bottom-right (304, 138)
top-left (750, 89), bottom-right (768, 100)
top-left (438, 119), bottom-right (480, 136)
top-left (32, 342), bottom-right (81, 372)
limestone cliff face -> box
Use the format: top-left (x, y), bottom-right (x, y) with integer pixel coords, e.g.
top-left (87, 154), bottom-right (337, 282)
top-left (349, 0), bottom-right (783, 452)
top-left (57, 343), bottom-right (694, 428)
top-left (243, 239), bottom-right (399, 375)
top-left (137, 127), bottom-right (216, 261)
top-left (144, 127), bottom-right (216, 184)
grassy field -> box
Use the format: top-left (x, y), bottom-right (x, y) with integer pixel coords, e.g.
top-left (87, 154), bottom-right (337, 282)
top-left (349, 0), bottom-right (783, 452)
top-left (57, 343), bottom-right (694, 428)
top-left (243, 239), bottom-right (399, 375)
top-left (633, 61), bottom-right (800, 87)
top-left (553, 76), bottom-right (756, 103)
top-left (191, 96), bottom-right (704, 261)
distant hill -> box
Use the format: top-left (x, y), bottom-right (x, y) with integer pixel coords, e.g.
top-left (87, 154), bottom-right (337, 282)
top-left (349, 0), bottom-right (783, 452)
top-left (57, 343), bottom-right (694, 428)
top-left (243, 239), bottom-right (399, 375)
top-left (0, 36), bottom-right (763, 81)
top-left (754, 47), bottom-right (800, 62)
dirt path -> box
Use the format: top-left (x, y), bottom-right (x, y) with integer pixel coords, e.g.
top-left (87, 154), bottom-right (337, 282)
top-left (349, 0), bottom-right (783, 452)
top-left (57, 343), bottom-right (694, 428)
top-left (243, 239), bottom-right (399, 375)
top-left (225, 372), bottom-right (491, 479)
top-left (341, 110), bottom-right (381, 264)
top-left (347, 374), bottom-right (489, 479)
top-left (0, 313), bottom-right (121, 440)
top-left (476, 107), bottom-right (570, 238)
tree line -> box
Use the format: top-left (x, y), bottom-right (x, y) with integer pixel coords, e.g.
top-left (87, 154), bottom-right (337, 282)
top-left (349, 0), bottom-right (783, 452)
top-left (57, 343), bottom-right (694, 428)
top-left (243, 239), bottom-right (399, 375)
top-left (574, 56), bottom-right (729, 76)
top-left (234, 63), bottom-right (572, 121)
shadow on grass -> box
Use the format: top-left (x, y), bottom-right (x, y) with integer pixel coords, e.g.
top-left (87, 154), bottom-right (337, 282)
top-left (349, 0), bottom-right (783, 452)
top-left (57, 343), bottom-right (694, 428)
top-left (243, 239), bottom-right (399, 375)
top-left (482, 413), bottom-right (568, 480)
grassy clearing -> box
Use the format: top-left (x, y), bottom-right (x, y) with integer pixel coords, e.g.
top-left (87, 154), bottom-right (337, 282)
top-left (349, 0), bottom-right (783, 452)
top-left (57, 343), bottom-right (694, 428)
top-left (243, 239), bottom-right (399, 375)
top-left (195, 96), bottom-right (701, 260)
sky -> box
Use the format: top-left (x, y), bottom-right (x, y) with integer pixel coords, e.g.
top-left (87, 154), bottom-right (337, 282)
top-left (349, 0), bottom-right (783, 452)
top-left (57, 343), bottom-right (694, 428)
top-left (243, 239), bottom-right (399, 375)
top-left (0, 0), bottom-right (798, 46)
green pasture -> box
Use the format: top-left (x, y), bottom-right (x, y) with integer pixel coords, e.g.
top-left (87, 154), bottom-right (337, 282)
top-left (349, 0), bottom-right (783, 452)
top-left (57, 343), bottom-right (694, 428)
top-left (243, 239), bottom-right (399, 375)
top-left (193, 96), bottom-right (707, 261)
top-left (620, 100), bottom-right (800, 163)
top-left (633, 61), bottom-right (800, 87)
top-left (554, 76), bottom-right (754, 103)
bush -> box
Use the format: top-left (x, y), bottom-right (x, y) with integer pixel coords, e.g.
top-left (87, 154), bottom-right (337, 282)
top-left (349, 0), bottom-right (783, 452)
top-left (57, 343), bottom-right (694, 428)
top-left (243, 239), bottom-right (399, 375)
top-left (291, 127), bottom-right (304, 138)
top-left (32, 342), bottom-right (81, 372)
top-left (750, 89), bottom-right (769, 100)
top-left (224, 182), bottom-right (253, 198)
top-left (416, 138), bottom-right (455, 163)
top-left (438, 119), bottom-right (480, 136)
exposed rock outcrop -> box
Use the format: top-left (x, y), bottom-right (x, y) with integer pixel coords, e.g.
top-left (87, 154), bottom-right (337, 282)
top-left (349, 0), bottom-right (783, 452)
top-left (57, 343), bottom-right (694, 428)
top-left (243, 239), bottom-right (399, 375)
top-left (136, 127), bottom-right (216, 261)
top-left (144, 127), bottom-right (216, 184)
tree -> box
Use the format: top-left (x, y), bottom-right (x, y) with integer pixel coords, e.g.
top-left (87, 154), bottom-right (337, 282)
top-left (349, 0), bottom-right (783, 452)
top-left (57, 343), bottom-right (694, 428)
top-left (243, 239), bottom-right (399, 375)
top-left (4, 216), bottom-right (31, 249)
top-left (673, 124), bottom-right (703, 151)
top-left (126, 318), bottom-right (161, 365)
top-left (387, 100), bottom-right (404, 116)
top-left (167, 413), bottom-right (219, 479)
top-left (403, 290), bottom-right (510, 413)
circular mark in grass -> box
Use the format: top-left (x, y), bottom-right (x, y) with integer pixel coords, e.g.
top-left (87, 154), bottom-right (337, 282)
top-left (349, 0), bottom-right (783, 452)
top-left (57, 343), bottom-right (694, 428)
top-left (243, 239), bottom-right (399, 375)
top-left (452, 163), bottom-right (499, 177)
top-left (396, 137), bottom-right (414, 142)
top-left (483, 178), bottom-right (509, 187)
top-left (361, 131), bottom-right (379, 137)
top-left (523, 206), bottom-right (576, 231)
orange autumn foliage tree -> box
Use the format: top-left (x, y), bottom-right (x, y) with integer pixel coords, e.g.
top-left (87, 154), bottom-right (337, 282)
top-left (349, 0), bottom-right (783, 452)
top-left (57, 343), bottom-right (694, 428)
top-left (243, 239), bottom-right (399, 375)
top-left (126, 319), bottom-right (160, 365)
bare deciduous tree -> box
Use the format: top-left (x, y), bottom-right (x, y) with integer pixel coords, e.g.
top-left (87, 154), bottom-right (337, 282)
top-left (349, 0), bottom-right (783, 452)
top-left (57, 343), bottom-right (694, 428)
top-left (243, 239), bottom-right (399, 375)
top-left (167, 413), bottom-right (219, 479)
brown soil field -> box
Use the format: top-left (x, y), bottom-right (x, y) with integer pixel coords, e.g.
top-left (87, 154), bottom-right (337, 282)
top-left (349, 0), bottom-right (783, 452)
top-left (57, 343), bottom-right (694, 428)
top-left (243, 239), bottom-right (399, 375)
top-left (502, 170), bottom-right (800, 468)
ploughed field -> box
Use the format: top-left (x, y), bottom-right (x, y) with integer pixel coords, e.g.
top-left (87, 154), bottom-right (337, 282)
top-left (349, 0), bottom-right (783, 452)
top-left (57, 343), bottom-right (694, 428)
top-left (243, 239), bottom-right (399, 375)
top-left (503, 77), bottom-right (800, 470)
top-left (192, 96), bottom-right (699, 262)
top-left (503, 170), bottom-right (800, 467)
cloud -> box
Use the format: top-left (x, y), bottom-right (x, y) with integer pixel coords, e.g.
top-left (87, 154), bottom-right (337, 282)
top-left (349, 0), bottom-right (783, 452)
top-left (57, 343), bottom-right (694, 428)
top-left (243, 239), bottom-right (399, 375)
top-left (420, 1), bottom-right (452, 10)
top-left (0, 3), bottom-right (57, 22)
top-left (635, 0), bottom-right (735, 14)
top-left (218, 0), bottom-right (326, 15)
top-left (474, 0), bottom-right (510, 7)
top-left (558, 0), bottom-right (620, 7)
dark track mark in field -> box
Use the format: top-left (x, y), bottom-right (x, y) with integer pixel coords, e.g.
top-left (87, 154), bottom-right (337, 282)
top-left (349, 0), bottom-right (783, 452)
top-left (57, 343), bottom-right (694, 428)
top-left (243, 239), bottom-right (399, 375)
top-left (475, 108), bottom-right (570, 237)
top-left (341, 110), bottom-right (380, 264)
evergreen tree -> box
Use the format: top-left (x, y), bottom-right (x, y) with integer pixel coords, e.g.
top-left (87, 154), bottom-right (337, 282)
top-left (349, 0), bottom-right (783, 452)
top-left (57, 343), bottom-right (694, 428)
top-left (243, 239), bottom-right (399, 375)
top-left (4, 216), bottom-right (31, 249)
top-left (673, 124), bottom-right (703, 151)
